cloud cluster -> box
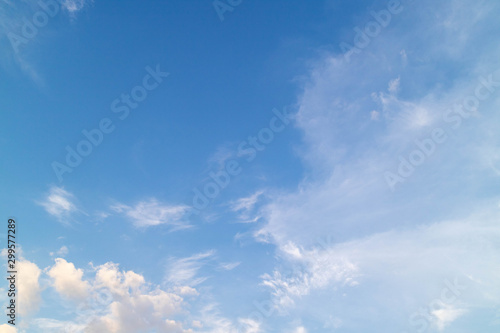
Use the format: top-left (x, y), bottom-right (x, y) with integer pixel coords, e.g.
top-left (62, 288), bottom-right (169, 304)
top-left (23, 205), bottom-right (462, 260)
top-left (27, 258), bottom-right (193, 333)
top-left (11, 252), bottom-right (250, 332)
top-left (85, 262), bottom-right (186, 333)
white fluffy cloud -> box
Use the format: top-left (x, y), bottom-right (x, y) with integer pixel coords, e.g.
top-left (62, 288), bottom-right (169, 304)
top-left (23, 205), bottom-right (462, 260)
top-left (18, 259), bottom-right (42, 316)
top-left (40, 259), bottom-right (192, 332)
top-left (94, 262), bottom-right (145, 296)
top-left (85, 262), bottom-right (187, 333)
top-left (47, 258), bottom-right (90, 301)
top-left (0, 324), bottom-right (17, 332)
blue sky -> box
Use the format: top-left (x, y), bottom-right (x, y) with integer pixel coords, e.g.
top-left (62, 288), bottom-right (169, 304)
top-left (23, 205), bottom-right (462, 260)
top-left (1, 0), bottom-right (500, 332)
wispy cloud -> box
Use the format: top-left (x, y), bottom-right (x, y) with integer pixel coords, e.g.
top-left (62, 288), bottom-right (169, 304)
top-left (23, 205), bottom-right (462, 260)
top-left (255, 0), bottom-right (500, 330)
top-left (387, 76), bottom-right (400, 94)
top-left (165, 250), bottom-right (215, 287)
top-left (111, 198), bottom-right (191, 229)
top-left (218, 261), bottom-right (241, 271)
top-left (60, 0), bottom-right (93, 14)
top-left (230, 190), bottom-right (264, 222)
top-left (0, 0), bottom-right (93, 82)
top-left (37, 186), bottom-right (79, 223)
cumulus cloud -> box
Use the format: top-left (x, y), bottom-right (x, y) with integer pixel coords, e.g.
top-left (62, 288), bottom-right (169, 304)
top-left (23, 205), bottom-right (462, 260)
top-left (18, 259), bottom-right (42, 316)
top-left (16, 254), bottom-right (245, 332)
top-left (47, 258), bottom-right (91, 301)
top-left (93, 262), bottom-right (145, 297)
top-left (0, 324), bottom-right (17, 332)
top-left (39, 259), bottom-right (191, 332)
top-left (111, 198), bottom-right (191, 229)
top-left (86, 262), bottom-right (187, 333)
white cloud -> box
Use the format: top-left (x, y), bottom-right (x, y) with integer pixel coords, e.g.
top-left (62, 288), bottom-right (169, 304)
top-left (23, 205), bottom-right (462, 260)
top-left (165, 250), bottom-right (215, 287)
top-left (370, 110), bottom-right (380, 120)
top-left (18, 259), bottom-right (42, 316)
top-left (47, 258), bottom-right (90, 301)
top-left (291, 327), bottom-right (307, 333)
top-left (388, 76), bottom-right (400, 94)
top-left (196, 303), bottom-right (264, 333)
top-left (38, 259), bottom-right (191, 332)
top-left (50, 245), bottom-right (68, 257)
top-left (37, 187), bottom-right (78, 223)
top-left (432, 306), bottom-right (468, 331)
top-left (230, 190), bottom-right (264, 222)
top-left (255, 1), bottom-right (500, 330)
top-left (111, 198), bottom-right (191, 229)
top-left (94, 262), bottom-right (145, 297)
top-left (219, 262), bottom-right (241, 271)
top-left (86, 262), bottom-right (187, 333)
top-left (231, 191), bottom-right (264, 213)
top-left (237, 318), bottom-right (262, 333)
top-left (31, 318), bottom-right (84, 333)
top-left (262, 242), bottom-right (359, 309)
top-left (16, 255), bottom-right (244, 332)
top-left (172, 285), bottom-right (199, 296)
top-left (0, 0), bottom-right (93, 83)
top-left (0, 324), bottom-right (17, 332)
top-left (59, 0), bottom-right (92, 13)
